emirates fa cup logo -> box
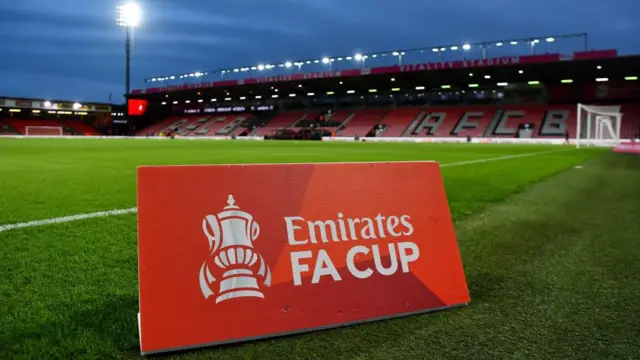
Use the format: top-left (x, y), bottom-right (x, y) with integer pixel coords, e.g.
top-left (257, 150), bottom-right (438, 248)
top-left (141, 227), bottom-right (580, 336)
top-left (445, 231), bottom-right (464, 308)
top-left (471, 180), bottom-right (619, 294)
top-left (199, 195), bottom-right (272, 303)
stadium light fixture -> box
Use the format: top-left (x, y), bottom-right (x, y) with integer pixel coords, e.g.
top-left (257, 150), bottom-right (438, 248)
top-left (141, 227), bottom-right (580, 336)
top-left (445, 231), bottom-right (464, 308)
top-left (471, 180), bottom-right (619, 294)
top-left (391, 77), bottom-right (395, 81)
top-left (561, 79), bottom-right (573, 83)
top-left (307, 93), bottom-right (315, 96)
top-left (450, 46), bottom-right (458, 51)
top-left (372, 54), bottom-right (378, 58)
top-left (484, 75), bottom-right (491, 79)
top-left (468, 84), bottom-right (479, 88)
top-left (519, 70), bottom-right (524, 74)
top-left (346, 56), bottom-right (353, 60)
top-left (497, 82), bottom-right (508, 86)
top-left (44, 101), bottom-right (52, 108)
top-left (347, 90), bottom-right (356, 94)
top-left (239, 96), bottom-right (246, 100)
top-left (198, 99), bottom-right (203, 103)
top-left (595, 77), bottom-right (608, 82)
top-left (392, 88), bottom-right (401, 92)
top-left (314, 60), bottom-right (320, 64)
top-left (496, 42), bottom-right (503, 46)
top-left (9, 109), bottom-right (21, 113)
top-left (546, 37), bottom-right (555, 42)
top-left (369, 89), bottom-right (377, 93)
top-left (597, 65), bottom-right (602, 70)
top-left (305, 60), bottom-right (311, 64)
top-left (172, 101), bottom-right (178, 104)
top-left (432, 48), bottom-right (439, 52)
top-left (289, 94), bottom-right (296, 97)
top-left (625, 76), bottom-right (638, 81)
top-left (72, 102), bottom-right (82, 109)
top-left (224, 97), bottom-right (232, 101)
top-left (161, 102), bottom-right (167, 105)
top-left (322, 57), bottom-right (330, 64)
top-left (169, 76), bottom-right (175, 80)
top-left (462, 43), bottom-right (471, 50)
top-left (415, 86), bottom-right (425, 90)
top-left (285, 61), bottom-right (292, 68)
top-left (354, 53), bottom-right (363, 61)
top-left (233, 68), bottom-right (239, 72)
top-left (441, 85), bottom-right (451, 89)
top-left (469, 73), bottom-right (473, 76)
top-left (272, 94), bottom-right (279, 98)
top-left (392, 51), bottom-right (400, 56)
top-left (257, 64), bottom-right (265, 71)
top-left (510, 41), bottom-right (518, 45)
top-left (337, 57), bottom-right (343, 61)
top-left (116, 2), bottom-right (141, 28)
top-left (326, 91), bottom-right (335, 95)
top-left (255, 95), bottom-right (262, 99)
top-left (185, 100), bottom-right (190, 104)
top-left (528, 81), bottom-right (540, 85)
top-left (211, 98), bottom-right (217, 102)
top-left (440, 47), bottom-right (446, 51)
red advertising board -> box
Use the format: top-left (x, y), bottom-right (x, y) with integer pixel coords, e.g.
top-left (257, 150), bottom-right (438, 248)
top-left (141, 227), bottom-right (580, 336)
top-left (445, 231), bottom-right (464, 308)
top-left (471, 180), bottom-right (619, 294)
top-left (137, 162), bottom-right (470, 354)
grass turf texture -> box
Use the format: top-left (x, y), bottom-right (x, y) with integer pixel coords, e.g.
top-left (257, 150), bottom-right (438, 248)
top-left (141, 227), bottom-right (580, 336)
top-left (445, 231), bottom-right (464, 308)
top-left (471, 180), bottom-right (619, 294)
top-left (0, 139), bottom-right (638, 359)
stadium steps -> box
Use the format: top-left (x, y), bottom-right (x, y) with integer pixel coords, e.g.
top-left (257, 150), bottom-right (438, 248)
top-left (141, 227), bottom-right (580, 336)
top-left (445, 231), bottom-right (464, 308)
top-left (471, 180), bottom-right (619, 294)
top-left (0, 120), bottom-right (19, 135)
top-left (339, 110), bottom-right (387, 137)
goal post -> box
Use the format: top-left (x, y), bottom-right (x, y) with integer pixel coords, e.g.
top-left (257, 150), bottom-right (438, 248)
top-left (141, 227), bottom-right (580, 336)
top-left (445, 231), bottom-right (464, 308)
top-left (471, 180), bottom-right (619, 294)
top-left (576, 103), bottom-right (622, 148)
top-left (25, 126), bottom-right (64, 136)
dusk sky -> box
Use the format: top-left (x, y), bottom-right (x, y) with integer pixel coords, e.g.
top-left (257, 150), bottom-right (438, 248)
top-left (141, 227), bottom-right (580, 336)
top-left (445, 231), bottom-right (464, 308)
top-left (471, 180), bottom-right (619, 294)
top-left (0, 0), bottom-right (638, 103)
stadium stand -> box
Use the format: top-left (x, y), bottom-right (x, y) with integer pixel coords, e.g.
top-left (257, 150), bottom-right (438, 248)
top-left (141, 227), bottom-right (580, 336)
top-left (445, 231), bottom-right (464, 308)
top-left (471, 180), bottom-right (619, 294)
top-left (379, 108), bottom-right (422, 137)
top-left (253, 112), bottom-right (305, 136)
top-left (339, 109), bottom-right (387, 137)
top-left (0, 120), bottom-right (18, 135)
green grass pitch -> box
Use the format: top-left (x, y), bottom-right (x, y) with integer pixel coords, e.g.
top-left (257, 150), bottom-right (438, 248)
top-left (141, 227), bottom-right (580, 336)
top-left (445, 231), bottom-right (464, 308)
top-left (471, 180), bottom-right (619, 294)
top-left (1, 139), bottom-right (639, 359)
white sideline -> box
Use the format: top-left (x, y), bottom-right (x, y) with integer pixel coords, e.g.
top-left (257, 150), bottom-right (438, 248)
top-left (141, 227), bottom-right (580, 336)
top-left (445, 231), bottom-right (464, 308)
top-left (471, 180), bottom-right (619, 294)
top-left (0, 208), bottom-right (137, 233)
top-left (0, 148), bottom-right (574, 234)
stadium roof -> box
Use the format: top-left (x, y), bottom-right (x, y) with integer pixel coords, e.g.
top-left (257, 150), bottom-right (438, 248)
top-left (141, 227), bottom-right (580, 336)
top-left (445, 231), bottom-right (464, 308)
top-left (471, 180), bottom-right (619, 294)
top-left (130, 50), bottom-right (638, 103)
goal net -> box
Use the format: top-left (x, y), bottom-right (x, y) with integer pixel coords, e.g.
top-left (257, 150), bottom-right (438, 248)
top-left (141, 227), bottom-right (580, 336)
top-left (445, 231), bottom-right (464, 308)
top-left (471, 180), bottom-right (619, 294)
top-left (576, 104), bottom-right (622, 148)
top-left (25, 126), bottom-right (63, 136)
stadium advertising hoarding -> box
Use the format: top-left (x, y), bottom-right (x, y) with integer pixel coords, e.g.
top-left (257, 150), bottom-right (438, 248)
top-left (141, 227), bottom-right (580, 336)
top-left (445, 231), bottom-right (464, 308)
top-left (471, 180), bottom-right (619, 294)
top-left (176, 105), bottom-right (275, 115)
top-left (137, 162), bottom-right (470, 354)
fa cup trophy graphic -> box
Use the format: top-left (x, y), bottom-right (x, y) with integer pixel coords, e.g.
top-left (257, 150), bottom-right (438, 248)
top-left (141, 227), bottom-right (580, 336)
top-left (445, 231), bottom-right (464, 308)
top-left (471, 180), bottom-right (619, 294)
top-left (199, 194), bottom-right (272, 303)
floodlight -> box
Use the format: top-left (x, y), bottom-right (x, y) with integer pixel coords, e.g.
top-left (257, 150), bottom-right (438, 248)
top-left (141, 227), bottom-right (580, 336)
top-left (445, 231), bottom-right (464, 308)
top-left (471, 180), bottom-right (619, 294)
top-left (484, 75), bottom-right (491, 79)
top-left (496, 42), bottom-right (503, 46)
top-left (450, 46), bottom-right (458, 50)
top-left (255, 95), bottom-right (262, 99)
top-left (625, 76), bottom-right (638, 81)
top-left (337, 57), bottom-right (343, 61)
top-left (233, 69), bottom-right (239, 72)
top-left (392, 88), bottom-right (400, 92)
top-left (468, 84), bottom-right (479, 88)
top-left (531, 39), bottom-right (540, 44)
top-left (462, 43), bottom-right (471, 50)
top-left (272, 94), bottom-right (279, 98)
top-left (285, 61), bottom-right (292, 68)
top-left (391, 77), bottom-right (395, 81)
top-left (306, 61), bottom-right (311, 64)
top-left (561, 79), bottom-right (573, 83)
top-left (528, 81), bottom-right (540, 85)
top-left (510, 41), bottom-right (518, 45)
top-left (72, 102), bottom-right (82, 110)
top-left (314, 60), bottom-right (320, 64)
top-left (597, 65), bottom-right (602, 70)
top-left (432, 48), bottom-right (439, 52)
top-left (354, 53), bottom-right (363, 61)
top-left (415, 86), bottom-right (425, 90)
top-left (322, 57), bottom-right (330, 64)
top-left (469, 73), bottom-right (473, 76)
top-left (519, 70), bottom-right (524, 74)
top-left (198, 99), bottom-right (203, 103)
top-left (372, 54), bottom-right (378, 58)
top-left (546, 37), bottom-right (554, 42)
top-left (392, 51), bottom-right (400, 56)
top-left (185, 100), bottom-right (190, 104)
top-left (257, 64), bottom-right (265, 71)
top-left (595, 78), bottom-right (608, 82)
top-left (239, 96), bottom-right (246, 100)
top-left (347, 90), bottom-right (355, 94)
top-left (307, 93), bottom-right (315, 96)
top-left (440, 47), bottom-right (446, 51)
top-left (497, 82), bottom-right (508, 86)
top-left (44, 101), bottom-right (52, 108)
top-left (116, 2), bottom-right (142, 28)
top-left (289, 94), bottom-right (296, 97)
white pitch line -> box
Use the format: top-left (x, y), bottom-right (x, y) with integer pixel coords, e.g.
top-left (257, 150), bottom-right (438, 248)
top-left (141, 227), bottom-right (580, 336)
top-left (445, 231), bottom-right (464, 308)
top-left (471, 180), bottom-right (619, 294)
top-left (0, 148), bottom-right (575, 233)
top-left (439, 148), bottom-right (573, 168)
top-left (0, 208), bottom-right (137, 233)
